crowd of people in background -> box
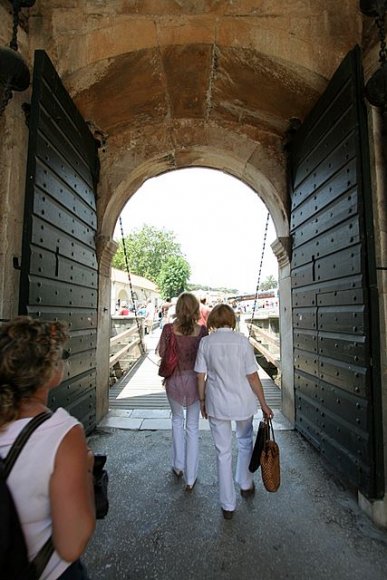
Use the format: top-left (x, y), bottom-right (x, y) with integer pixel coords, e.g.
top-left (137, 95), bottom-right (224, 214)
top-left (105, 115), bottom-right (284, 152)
top-left (115, 294), bottom-right (251, 331)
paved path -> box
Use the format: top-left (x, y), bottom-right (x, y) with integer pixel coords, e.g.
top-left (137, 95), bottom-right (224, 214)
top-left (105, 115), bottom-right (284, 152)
top-left (84, 428), bottom-right (387, 580)
top-left (88, 326), bottom-right (387, 580)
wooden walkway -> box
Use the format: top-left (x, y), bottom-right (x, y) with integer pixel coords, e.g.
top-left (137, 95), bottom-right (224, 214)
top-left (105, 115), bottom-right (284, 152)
top-left (109, 327), bottom-right (282, 410)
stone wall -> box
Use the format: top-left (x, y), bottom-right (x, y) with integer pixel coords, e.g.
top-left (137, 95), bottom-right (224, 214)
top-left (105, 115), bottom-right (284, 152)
top-left (0, 1), bottom-right (31, 320)
top-left (0, 0), bottom-right (386, 525)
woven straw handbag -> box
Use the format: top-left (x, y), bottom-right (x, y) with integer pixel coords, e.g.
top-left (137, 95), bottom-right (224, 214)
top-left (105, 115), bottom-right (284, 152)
top-left (260, 418), bottom-right (280, 492)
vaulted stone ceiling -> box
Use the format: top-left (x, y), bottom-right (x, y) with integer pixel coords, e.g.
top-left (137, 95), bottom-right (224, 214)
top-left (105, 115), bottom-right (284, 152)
top-left (30, 0), bottom-right (361, 140)
top-left (23, 0), bottom-right (363, 234)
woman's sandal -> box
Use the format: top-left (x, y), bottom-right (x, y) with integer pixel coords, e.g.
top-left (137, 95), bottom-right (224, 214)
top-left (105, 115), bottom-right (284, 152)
top-left (222, 509), bottom-right (234, 520)
top-left (172, 468), bottom-right (183, 479)
top-left (184, 479), bottom-right (197, 492)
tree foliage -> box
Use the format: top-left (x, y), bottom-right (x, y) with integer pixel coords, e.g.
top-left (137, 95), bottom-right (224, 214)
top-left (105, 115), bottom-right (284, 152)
top-left (259, 275), bottom-right (278, 291)
top-left (157, 256), bottom-right (191, 299)
top-left (112, 225), bottom-right (185, 283)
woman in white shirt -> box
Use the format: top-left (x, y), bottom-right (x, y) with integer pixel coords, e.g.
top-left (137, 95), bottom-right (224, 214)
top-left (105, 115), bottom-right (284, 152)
top-left (195, 304), bottom-right (273, 520)
top-left (0, 317), bottom-right (95, 579)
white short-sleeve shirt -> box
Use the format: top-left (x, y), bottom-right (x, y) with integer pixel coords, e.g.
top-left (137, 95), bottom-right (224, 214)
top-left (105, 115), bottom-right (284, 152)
top-left (194, 328), bottom-right (259, 420)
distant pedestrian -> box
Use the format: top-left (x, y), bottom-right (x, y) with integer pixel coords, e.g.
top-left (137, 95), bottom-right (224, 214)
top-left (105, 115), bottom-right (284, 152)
top-left (145, 299), bottom-right (155, 335)
top-left (168, 300), bottom-right (176, 323)
top-left (198, 297), bottom-right (211, 327)
top-left (119, 303), bottom-right (129, 316)
top-left (160, 298), bottom-right (172, 329)
top-left (195, 304), bottom-right (273, 519)
top-left (231, 301), bottom-right (241, 331)
top-left (156, 292), bottom-right (208, 490)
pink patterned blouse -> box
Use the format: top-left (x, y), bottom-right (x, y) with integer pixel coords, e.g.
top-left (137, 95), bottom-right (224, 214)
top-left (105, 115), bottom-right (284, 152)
top-left (157, 323), bottom-right (208, 406)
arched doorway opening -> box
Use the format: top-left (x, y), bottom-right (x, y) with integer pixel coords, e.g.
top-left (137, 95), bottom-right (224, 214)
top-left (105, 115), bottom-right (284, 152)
top-left (96, 164), bottom-right (293, 424)
top-left (111, 166), bottom-right (282, 383)
top-left (115, 168), bottom-right (278, 298)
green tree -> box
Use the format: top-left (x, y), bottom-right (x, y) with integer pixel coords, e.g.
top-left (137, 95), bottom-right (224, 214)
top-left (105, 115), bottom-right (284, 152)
top-left (157, 256), bottom-right (191, 299)
top-left (112, 225), bottom-right (184, 282)
top-left (259, 275), bottom-right (278, 291)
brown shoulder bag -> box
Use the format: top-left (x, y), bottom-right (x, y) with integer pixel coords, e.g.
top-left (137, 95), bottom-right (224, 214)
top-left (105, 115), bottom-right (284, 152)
top-left (260, 418), bottom-right (280, 492)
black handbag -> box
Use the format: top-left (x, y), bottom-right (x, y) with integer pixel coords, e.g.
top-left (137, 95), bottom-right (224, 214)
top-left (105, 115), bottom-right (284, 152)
top-left (248, 419), bottom-right (269, 473)
top-left (93, 454), bottom-right (109, 519)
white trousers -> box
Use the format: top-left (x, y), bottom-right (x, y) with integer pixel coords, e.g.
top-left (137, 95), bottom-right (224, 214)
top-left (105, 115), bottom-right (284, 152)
top-left (167, 397), bottom-right (200, 486)
top-left (209, 416), bottom-right (254, 511)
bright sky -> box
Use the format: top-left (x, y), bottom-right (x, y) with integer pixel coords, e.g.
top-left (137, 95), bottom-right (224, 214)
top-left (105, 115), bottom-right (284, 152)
top-left (114, 168), bottom-right (278, 294)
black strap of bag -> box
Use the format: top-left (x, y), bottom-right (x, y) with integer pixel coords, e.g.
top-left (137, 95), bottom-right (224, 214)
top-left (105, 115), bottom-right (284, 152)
top-left (268, 417), bottom-right (276, 442)
top-left (31, 536), bottom-right (55, 577)
top-left (5, 412), bottom-right (55, 577)
top-left (4, 412), bottom-right (52, 476)
top-left (249, 418), bottom-right (269, 473)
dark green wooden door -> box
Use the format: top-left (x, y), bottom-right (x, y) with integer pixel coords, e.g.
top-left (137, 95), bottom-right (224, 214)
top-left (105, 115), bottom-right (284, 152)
top-left (289, 46), bottom-right (383, 498)
top-left (19, 50), bottom-right (99, 433)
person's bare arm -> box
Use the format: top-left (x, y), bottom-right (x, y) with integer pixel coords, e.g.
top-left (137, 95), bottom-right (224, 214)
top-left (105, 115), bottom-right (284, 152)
top-left (197, 372), bottom-right (207, 419)
top-left (247, 372), bottom-right (273, 418)
top-left (156, 325), bottom-right (168, 357)
top-left (50, 425), bottom-right (96, 562)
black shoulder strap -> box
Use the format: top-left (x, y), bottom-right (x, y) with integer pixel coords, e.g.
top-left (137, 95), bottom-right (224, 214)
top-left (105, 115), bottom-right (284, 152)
top-left (31, 536), bottom-right (55, 577)
top-left (4, 411), bottom-right (55, 576)
top-left (4, 412), bottom-right (52, 478)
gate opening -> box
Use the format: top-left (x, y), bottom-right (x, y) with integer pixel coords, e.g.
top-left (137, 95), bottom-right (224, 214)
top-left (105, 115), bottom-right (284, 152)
top-left (109, 167), bottom-right (282, 395)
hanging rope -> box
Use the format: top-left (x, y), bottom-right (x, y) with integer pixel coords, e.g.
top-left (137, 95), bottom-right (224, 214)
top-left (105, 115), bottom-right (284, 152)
top-left (248, 211), bottom-right (271, 339)
top-left (119, 217), bottom-right (146, 355)
top-left (10, 0), bottom-right (20, 51)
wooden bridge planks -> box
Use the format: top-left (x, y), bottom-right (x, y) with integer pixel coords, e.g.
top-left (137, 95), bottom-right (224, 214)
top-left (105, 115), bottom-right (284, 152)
top-left (109, 328), bottom-right (282, 410)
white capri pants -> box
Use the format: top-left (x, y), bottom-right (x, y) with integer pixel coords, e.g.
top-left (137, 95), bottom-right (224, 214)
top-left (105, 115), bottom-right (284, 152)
top-left (209, 416), bottom-right (254, 511)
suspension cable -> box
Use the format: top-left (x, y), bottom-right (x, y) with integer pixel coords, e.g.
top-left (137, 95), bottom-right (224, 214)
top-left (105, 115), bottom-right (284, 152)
top-left (248, 211), bottom-right (271, 339)
top-left (10, 0), bottom-right (20, 51)
top-left (119, 217), bottom-right (146, 355)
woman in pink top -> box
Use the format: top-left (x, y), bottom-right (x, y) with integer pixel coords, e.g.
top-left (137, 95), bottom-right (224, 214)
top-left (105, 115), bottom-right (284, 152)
top-left (0, 317), bottom-right (95, 579)
top-left (157, 292), bottom-right (208, 490)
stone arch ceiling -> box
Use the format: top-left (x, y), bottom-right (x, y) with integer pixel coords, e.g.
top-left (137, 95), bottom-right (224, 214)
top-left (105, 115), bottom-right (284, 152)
top-left (31, 0), bottom-right (362, 139)
top-left (69, 45), bottom-right (321, 137)
top-left (30, 1), bottom-right (362, 236)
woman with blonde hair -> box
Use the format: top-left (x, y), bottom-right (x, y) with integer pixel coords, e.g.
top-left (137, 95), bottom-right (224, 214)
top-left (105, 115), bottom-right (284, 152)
top-left (157, 292), bottom-right (208, 490)
top-left (0, 317), bottom-right (95, 579)
top-left (195, 304), bottom-right (273, 519)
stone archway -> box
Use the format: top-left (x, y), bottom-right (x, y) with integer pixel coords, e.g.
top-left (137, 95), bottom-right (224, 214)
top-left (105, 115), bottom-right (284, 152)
top-left (21, 2), bottom-right (360, 424)
top-left (95, 145), bottom-right (293, 424)
top-left (2, 0), bottom-right (386, 525)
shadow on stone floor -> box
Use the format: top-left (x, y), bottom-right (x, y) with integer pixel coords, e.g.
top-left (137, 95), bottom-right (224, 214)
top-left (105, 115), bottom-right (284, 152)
top-left (84, 428), bottom-right (387, 580)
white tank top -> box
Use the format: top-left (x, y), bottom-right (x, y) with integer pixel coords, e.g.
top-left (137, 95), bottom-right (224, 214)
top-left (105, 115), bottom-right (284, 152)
top-left (0, 408), bottom-right (80, 579)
